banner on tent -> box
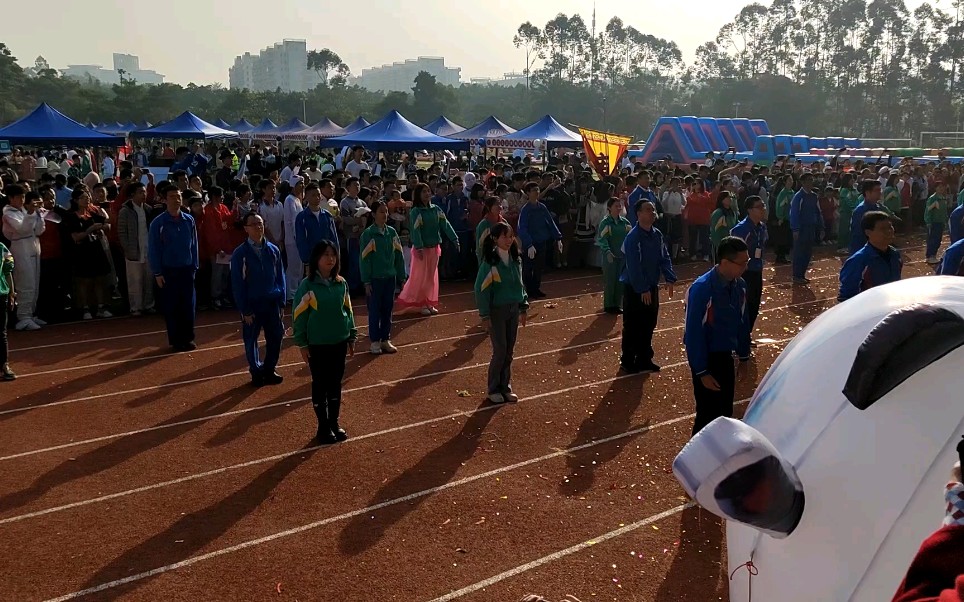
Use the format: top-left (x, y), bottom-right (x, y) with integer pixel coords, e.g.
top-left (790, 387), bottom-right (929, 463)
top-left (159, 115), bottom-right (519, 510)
top-left (579, 127), bottom-right (631, 176)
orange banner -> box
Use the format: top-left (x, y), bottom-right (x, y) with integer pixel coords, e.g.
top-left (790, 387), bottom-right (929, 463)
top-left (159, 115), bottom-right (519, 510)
top-left (579, 127), bottom-right (631, 176)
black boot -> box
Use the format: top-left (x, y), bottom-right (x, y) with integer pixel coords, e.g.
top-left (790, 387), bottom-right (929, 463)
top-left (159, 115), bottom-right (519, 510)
top-left (313, 402), bottom-right (337, 444)
top-left (328, 396), bottom-right (348, 442)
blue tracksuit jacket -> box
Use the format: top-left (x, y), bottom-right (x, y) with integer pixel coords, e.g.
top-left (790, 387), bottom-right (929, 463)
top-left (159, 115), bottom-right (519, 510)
top-left (789, 188), bottom-right (821, 232)
top-left (684, 268), bottom-right (751, 376)
top-left (837, 243), bottom-right (903, 302)
top-left (148, 210), bottom-right (199, 275)
top-left (619, 225), bottom-right (677, 293)
top-left (294, 206), bottom-right (339, 264)
top-left (230, 239), bottom-right (286, 315)
top-left (730, 218), bottom-right (769, 272)
top-left (939, 239), bottom-right (964, 276)
top-left (949, 204), bottom-right (964, 244)
top-left (849, 199), bottom-right (885, 254)
top-left (518, 201), bottom-right (562, 250)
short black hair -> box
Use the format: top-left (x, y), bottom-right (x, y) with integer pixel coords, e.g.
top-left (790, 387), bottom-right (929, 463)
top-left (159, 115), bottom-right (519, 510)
top-left (861, 210), bottom-right (892, 233)
top-left (861, 179), bottom-right (881, 194)
top-left (3, 183), bottom-right (25, 198)
top-left (744, 195), bottom-right (764, 213)
top-left (208, 185), bottom-right (223, 198)
top-left (716, 236), bottom-right (749, 265)
top-left (126, 182), bottom-right (145, 197)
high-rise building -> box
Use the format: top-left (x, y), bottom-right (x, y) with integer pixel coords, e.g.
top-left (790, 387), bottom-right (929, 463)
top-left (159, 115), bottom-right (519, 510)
top-left (60, 53), bottom-right (163, 85)
top-left (350, 57), bottom-right (460, 93)
top-left (229, 40), bottom-right (321, 93)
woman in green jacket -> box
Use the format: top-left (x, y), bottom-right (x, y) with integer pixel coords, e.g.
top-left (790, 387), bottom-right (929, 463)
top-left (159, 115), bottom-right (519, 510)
top-left (837, 173), bottom-right (858, 252)
top-left (293, 239), bottom-right (357, 444)
top-left (475, 222), bottom-right (528, 405)
top-left (596, 198), bottom-right (632, 314)
top-left (360, 201), bottom-right (407, 355)
top-left (396, 183), bottom-right (459, 316)
top-left (882, 173), bottom-right (901, 215)
top-left (709, 191), bottom-right (739, 263)
top-left (475, 196), bottom-right (508, 263)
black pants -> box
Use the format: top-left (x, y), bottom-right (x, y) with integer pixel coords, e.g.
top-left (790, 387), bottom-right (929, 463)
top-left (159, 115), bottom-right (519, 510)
top-left (0, 295), bottom-right (8, 366)
top-left (522, 241), bottom-right (548, 293)
top-left (691, 351), bottom-right (736, 436)
top-left (744, 269), bottom-right (763, 334)
top-left (308, 339), bottom-right (349, 432)
top-left (621, 286), bottom-right (659, 369)
top-left (160, 267), bottom-right (196, 347)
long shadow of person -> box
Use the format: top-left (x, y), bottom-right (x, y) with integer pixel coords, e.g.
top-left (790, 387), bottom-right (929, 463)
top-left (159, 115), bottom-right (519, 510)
top-left (788, 284), bottom-right (822, 326)
top-left (382, 328), bottom-right (487, 404)
top-left (558, 375), bottom-right (649, 497)
top-left (654, 505), bottom-right (727, 601)
top-left (337, 402), bottom-right (500, 555)
top-left (556, 312), bottom-right (617, 366)
top-left (0, 384), bottom-right (256, 514)
top-left (75, 443), bottom-right (318, 599)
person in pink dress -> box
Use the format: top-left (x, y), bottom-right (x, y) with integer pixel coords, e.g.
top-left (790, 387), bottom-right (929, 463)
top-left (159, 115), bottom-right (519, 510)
top-left (395, 183), bottom-right (458, 316)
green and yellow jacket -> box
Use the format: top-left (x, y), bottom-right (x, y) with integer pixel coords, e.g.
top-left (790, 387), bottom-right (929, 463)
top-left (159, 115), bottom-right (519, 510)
top-left (292, 274), bottom-right (358, 346)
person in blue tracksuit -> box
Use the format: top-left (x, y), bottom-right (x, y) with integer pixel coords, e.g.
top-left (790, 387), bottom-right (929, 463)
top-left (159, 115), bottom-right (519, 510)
top-left (849, 180), bottom-right (886, 255)
top-left (517, 182), bottom-right (562, 299)
top-left (949, 203), bottom-right (964, 244)
top-left (730, 195), bottom-right (768, 340)
top-left (938, 238), bottom-right (964, 276)
top-left (683, 236), bottom-right (752, 436)
top-left (788, 173), bottom-right (821, 284)
top-left (295, 182), bottom-right (340, 273)
top-left (231, 212), bottom-right (287, 387)
top-left (148, 182), bottom-right (199, 352)
top-left (626, 172), bottom-right (657, 228)
top-left (838, 211), bottom-right (902, 302)
top-left (620, 200), bottom-right (677, 374)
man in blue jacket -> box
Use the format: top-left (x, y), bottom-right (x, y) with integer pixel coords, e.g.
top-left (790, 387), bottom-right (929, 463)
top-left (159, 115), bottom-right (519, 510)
top-left (838, 211), bottom-right (902, 302)
top-left (684, 236), bottom-right (752, 435)
top-left (620, 200), bottom-right (677, 374)
top-left (938, 238), bottom-right (964, 276)
top-left (517, 182), bottom-right (562, 298)
top-left (730, 195), bottom-right (768, 341)
top-left (849, 180), bottom-right (886, 254)
top-left (949, 202), bottom-right (964, 244)
top-left (295, 182), bottom-right (339, 272)
top-left (788, 173), bottom-right (821, 284)
top-left (232, 212), bottom-right (286, 387)
top-left (148, 182), bottom-right (200, 352)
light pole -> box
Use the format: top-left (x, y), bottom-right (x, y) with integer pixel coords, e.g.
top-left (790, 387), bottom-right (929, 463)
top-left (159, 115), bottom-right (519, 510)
top-left (602, 95), bottom-right (608, 131)
top-left (733, 102), bottom-right (741, 118)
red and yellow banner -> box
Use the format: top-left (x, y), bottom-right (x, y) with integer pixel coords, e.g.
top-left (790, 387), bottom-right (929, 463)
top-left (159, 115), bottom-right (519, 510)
top-left (579, 127), bottom-right (631, 176)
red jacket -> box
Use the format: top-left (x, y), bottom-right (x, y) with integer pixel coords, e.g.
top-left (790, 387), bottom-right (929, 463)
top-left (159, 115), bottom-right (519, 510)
top-left (202, 202), bottom-right (234, 259)
top-left (893, 526), bottom-right (964, 602)
top-left (685, 192), bottom-right (715, 226)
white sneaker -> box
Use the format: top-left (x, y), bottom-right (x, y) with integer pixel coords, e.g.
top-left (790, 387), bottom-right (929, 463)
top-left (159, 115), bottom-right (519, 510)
top-left (15, 318), bottom-right (41, 331)
top-left (381, 340), bottom-right (398, 354)
top-left (926, 256), bottom-right (940, 265)
top-left (429, 307), bottom-right (439, 315)
top-left (370, 343), bottom-right (383, 355)
top-left (487, 393), bottom-right (506, 404)
top-left (503, 392), bottom-right (519, 403)
top-left (31, 317), bottom-right (47, 326)
top-left (96, 309), bottom-right (113, 318)
top-left (82, 312), bottom-right (93, 321)
top-left (421, 308), bottom-right (432, 316)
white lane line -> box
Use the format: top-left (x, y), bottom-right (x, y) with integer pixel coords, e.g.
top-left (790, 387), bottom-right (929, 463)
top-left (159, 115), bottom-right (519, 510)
top-left (0, 337), bottom-right (782, 525)
top-left (427, 502), bottom-right (698, 602)
top-left (40, 390), bottom-right (755, 602)
top-left (11, 274), bottom-right (602, 353)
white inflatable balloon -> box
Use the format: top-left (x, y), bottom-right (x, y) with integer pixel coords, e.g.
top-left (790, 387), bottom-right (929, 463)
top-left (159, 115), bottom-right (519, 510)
top-left (674, 277), bottom-right (964, 602)
top-left (533, 138), bottom-right (545, 152)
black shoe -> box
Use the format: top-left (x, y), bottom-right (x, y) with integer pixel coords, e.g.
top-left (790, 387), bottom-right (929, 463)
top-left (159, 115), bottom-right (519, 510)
top-left (604, 307), bottom-right (623, 315)
top-left (331, 425), bottom-right (348, 442)
top-left (315, 428), bottom-right (338, 444)
top-left (173, 342), bottom-right (197, 352)
top-left (250, 373), bottom-right (265, 387)
top-left (640, 362), bottom-right (661, 374)
top-left (262, 371), bottom-right (284, 385)
top-left (2, 363), bottom-right (16, 381)
top-left (620, 362), bottom-right (641, 374)
top-left (533, 290), bottom-right (548, 299)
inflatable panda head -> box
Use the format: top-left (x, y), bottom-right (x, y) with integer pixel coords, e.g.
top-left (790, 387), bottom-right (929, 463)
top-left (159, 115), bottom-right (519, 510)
top-left (673, 276), bottom-right (964, 602)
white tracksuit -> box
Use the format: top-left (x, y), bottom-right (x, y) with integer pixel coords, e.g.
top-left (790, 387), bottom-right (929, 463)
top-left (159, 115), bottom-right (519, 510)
top-left (1, 205), bottom-right (45, 321)
top-left (282, 194), bottom-right (304, 301)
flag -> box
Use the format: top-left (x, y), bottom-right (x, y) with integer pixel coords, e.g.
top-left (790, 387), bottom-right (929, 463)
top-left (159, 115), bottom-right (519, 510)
top-left (579, 127), bottom-right (632, 176)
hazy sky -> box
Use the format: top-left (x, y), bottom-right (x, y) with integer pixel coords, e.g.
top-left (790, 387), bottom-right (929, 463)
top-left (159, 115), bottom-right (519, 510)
top-left (4, 0), bottom-right (940, 85)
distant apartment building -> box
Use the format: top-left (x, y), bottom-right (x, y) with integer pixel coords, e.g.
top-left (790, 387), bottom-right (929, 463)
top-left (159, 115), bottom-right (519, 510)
top-left (468, 72), bottom-right (527, 87)
top-left (61, 53), bottom-right (164, 85)
top-left (229, 39), bottom-right (322, 93)
top-left (350, 57), bottom-right (460, 92)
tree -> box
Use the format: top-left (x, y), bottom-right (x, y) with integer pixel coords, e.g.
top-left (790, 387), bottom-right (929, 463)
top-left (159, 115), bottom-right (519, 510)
top-left (513, 21), bottom-right (543, 89)
top-left (307, 49), bottom-right (351, 86)
top-left (409, 71), bottom-right (458, 125)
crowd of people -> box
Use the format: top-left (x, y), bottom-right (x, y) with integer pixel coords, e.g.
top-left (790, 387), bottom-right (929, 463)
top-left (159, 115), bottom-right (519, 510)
top-left (1, 143), bottom-right (963, 421)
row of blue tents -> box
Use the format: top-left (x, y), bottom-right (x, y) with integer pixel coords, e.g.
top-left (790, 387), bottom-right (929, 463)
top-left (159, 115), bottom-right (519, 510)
top-left (0, 103), bottom-right (586, 153)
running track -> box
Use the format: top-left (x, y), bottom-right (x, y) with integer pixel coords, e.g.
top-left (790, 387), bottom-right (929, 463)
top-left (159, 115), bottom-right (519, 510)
top-left (0, 235), bottom-right (935, 601)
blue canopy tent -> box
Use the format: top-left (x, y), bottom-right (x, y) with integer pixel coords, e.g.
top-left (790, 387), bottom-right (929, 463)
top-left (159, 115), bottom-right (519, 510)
top-left (137, 120), bottom-right (153, 129)
top-left (232, 118), bottom-right (256, 134)
top-left (304, 117), bottom-right (344, 140)
top-left (0, 103), bottom-right (126, 146)
top-left (249, 118), bottom-right (279, 141)
top-left (341, 116), bottom-right (371, 135)
top-left (452, 116), bottom-right (515, 141)
top-left (273, 118), bottom-right (310, 141)
top-left (131, 111), bottom-right (238, 139)
top-left (423, 115), bottom-right (466, 137)
top-left (212, 118), bottom-right (233, 130)
top-left (327, 110), bottom-right (468, 151)
top-left (97, 121), bottom-right (125, 134)
top-left (487, 115), bottom-right (582, 151)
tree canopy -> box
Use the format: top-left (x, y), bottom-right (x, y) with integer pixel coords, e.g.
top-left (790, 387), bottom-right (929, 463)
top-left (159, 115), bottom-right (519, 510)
top-left (1, 1), bottom-right (962, 142)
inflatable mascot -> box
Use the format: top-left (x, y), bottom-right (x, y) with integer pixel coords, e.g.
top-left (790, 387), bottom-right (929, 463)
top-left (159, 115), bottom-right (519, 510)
top-left (673, 276), bottom-right (964, 601)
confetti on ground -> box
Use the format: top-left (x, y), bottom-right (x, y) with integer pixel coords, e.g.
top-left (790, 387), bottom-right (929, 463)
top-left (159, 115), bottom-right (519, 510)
top-left (456, 390), bottom-right (471, 397)
top-left (276, 582), bottom-right (282, 594)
